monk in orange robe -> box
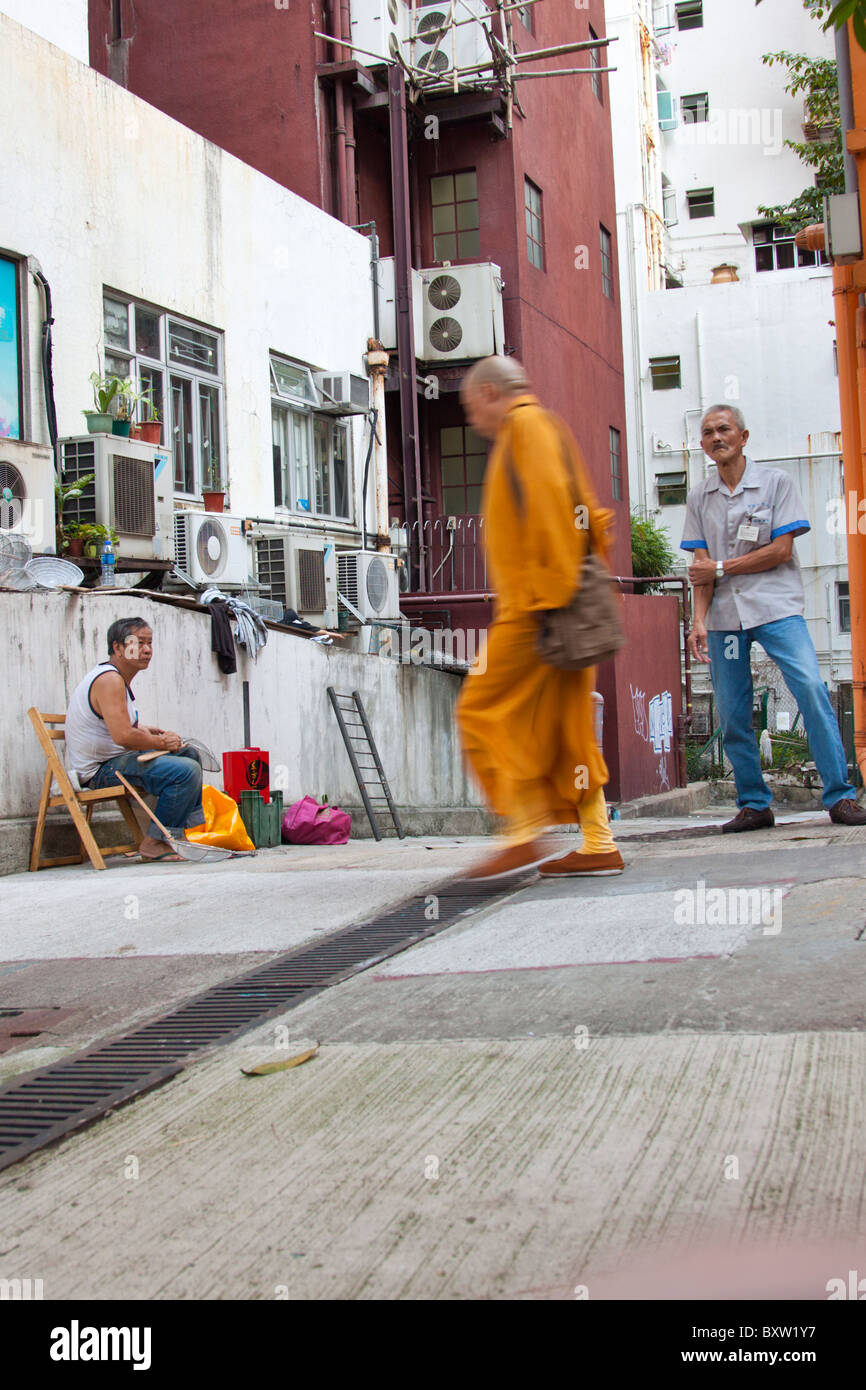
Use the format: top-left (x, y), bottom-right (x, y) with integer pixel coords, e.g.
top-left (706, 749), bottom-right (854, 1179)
top-left (457, 355), bottom-right (624, 880)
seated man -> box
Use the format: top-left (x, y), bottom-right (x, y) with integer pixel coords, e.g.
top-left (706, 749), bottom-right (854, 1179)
top-left (65, 617), bottom-right (204, 862)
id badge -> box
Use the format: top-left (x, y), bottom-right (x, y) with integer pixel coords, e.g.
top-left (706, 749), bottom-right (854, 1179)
top-left (737, 522), bottom-right (760, 542)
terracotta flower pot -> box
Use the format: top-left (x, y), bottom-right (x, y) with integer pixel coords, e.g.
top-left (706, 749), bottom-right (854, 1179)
top-left (202, 491), bottom-right (225, 513)
top-left (139, 421), bottom-right (162, 444)
top-left (66, 538), bottom-right (84, 557)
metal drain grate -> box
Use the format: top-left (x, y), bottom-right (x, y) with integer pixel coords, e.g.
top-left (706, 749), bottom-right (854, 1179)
top-left (0, 876), bottom-right (534, 1173)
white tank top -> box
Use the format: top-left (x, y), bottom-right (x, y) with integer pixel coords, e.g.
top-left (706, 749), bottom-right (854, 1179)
top-left (65, 662), bottom-right (139, 782)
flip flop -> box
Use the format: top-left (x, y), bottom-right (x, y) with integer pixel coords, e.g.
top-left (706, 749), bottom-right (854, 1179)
top-left (137, 849), bottom-right (184, 864)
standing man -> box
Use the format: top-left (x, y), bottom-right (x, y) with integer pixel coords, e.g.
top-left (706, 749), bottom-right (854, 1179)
top-left (65, 617), bottom-right (204, 862)
top-left (683, 404), bottom-right (865, 830)
top-left (456, 355), bottom-right (624, 879)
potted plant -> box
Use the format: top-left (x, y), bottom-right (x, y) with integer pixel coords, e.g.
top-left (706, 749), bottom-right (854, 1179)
top-left (60, 521), bottom-right (84, 557)
top-left (111, 378), bottom-right (138, 437)
top-left (55, 472), bottom-right (96, 552)
top-left (201, 455), bottom-right (225, 512)
top-left (78, 522), bottom-right (118, 559)
top-left (83, 373), bottom-right (120, 434)
top-left (137, 392), bottom-right (162, 445)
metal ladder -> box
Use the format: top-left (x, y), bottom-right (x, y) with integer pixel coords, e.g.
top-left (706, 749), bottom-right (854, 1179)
top-left (327, 688), bottom-right (405, 841)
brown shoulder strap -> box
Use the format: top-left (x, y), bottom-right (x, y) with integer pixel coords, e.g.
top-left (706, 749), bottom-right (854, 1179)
top-left (504, 406), bottom-right (581, 515)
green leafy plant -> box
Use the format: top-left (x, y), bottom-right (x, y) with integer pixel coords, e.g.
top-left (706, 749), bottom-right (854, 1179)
top-left (77, 522), bottom-right (119, 556)
top-left (756, 40), bottom-right (843, 232)
top-left (630, 510), bottom-right (677, 593)
top-left (86, 372), bottom-right (121, 416)
top-left (113, 377), bottom-right (140, 422)
top-left (55, 472), bottom-right (95, 531)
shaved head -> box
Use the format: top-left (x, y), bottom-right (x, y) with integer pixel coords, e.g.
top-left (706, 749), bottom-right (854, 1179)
top-left (461, 355), bottom-right (531, 397)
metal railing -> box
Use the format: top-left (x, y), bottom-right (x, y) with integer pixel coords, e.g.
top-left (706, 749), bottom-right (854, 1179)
top-left (411, 517), bottom-right (488, 594)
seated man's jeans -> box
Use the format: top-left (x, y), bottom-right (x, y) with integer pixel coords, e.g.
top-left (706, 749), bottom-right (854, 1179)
top-left (88, 745), bottom-right (204, 840)
top-left (707, 616), bottom-right (856, 811)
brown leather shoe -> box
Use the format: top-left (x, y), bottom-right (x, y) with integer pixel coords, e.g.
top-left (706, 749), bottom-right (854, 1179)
top-left (463, 839), bottom-right (553, 881)
top-left (721, 807), bottom-right (775, 834)
top-left (539, 849), bottom-right (625, 877)
top-left (829, 797), bottom-right (866, 826)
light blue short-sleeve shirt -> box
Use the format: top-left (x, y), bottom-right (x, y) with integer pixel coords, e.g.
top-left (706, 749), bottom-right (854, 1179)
top-left (680, 459), bottom-right (811, 631)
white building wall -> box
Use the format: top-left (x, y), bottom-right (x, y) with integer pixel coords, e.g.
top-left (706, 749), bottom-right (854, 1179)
top-left (0, 13), bottom-right (377, 541)
top-left (0, 0), bottom-right (89, 63)
top-left (0, 592), bottom-right (477, 828)
top-left (606, 0), bottom-right (848, 693)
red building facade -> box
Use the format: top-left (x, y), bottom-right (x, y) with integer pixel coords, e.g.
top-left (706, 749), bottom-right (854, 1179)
top-left (88, 0), bottom-right (677, 801)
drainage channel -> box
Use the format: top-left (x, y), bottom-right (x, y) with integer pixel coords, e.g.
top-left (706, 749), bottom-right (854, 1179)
top-left (0, 873), bottom-right (530, 1174)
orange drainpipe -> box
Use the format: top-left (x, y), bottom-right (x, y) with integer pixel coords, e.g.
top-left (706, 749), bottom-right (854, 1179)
top-left (846, 22), bottom-right (866, 782)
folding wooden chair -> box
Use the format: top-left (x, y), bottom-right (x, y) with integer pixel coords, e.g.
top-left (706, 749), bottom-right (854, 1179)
top-left (28, 707), bottom-right (143, 871)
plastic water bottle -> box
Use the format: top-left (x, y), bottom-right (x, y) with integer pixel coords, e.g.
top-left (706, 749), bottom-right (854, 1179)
top-left (100, 539), bottom-right (116, 587)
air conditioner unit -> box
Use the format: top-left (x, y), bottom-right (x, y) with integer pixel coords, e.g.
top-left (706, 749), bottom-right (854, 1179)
top-left (410, 0), bottom-right (491, 78)
top-left (376, 257), bottom-right (425, 356)
top-left (350, 0), bottom-right (410, 65)
top-left (255, 531), bottom-right (338, 628)
top-left (418, 262), bottom-right (505, 362)
top-left (314, 371), bottom-right (371, 415)
top-left (173, 512), bottom-right (249, 587)
top-left (0, 439), bottom-right (56, 552)
top-left (338, 549), bottom-right (401, 621)
top-left (60, 435), bottom-right (174, 561)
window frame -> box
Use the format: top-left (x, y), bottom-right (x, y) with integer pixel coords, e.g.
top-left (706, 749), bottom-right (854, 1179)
top-left (838, 580), bottom-right (851, 633)
top-left (657, 470), bottom-right (688, 506)
top-left (439, 423), bottom-right (487, 516)
top-left (753, 221), bottom-right (829, 273)
top-left (430, 169), bottom-right (480, 264)
top-left (102, 291), bottom-right (225, 499)
top-left (681, 92), bottom-right (709, 124)
top-left (686, 187), bottom-right (715, 220)
top-left (600, 224), bottom-right (614, 299)
top-left (649, 355), bottom-right (682, 390)
top-left (0, 252), bottom-right (23, 442)
top-left (270, 354), bottom-right (352, 523)
top-left (589, 25), bottom-right (602, 103)
top-left (610, 427), bottom-right (623, 502)
top-left (525, 177), bottom-right (545, 271)
top-left (675, 0), bottom-right (703, 30)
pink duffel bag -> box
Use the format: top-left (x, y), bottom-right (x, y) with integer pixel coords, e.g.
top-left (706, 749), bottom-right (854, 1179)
top-left (282, 796), bottom-right (352, 846)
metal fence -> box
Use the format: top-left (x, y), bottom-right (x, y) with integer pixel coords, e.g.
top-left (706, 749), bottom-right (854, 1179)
top-left (411, 517), bottom-right (488, 594)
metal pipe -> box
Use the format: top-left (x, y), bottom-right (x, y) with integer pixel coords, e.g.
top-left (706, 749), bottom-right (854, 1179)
top-left (388, 64), bottom-right (426, 586)
top-left (836, 19), bottom-right (858, 195)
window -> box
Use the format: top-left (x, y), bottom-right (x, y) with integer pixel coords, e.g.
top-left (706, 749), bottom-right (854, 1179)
top-left (111, 0), bottom-right (123, 42)
top-left (440, 425), bottom-right (486, 515)
top-left (0, 255), bottom-right (21, 440)
top-left (517, 3), bottom-right (534, 32)
top-left (687, 187), bottom-right (715, 219)
top-left (753, 222), bottom-right (830, 272)
top-left (431, 171), bottom-right (480, 262)
top-left (525, 178), bottom-right (545, 270)
top-left (650, 355), bottom-right (681, 390)
top-left (102, 293), bottom-right (224, 495)
top-left (610, 428), bottom-right (622, 502)
top-left (657, 471), bottom-right (688, 505)
top-left (589, 26), bottom-right (602, 103)
top-left (681, 92), bottom-right (709, 123)
top-left (600, 224), bottom-right (614, 298)
top-left (676, 1), bottom-right (703, 29)
top-left (838, 581), bottom-right (851, 633)
top-left (271, 355), bottom-right (351, 521)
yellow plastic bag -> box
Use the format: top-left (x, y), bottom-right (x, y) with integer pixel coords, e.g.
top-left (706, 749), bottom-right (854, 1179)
top-left (186, 784), bottom-right (255, 852)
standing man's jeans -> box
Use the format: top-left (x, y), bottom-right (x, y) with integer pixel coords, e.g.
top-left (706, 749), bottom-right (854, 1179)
top-left (707, 616), bottom-right (856, 811)
top-left (88, 746), bottom-right (204, 840)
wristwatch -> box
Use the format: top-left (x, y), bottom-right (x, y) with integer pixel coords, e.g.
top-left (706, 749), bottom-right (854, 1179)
top-left (715, 560), bottom-right (725, 579)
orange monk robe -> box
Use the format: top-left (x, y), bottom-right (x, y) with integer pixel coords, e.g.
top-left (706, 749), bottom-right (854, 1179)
top-left (456, 394), bottom-right (616, 834)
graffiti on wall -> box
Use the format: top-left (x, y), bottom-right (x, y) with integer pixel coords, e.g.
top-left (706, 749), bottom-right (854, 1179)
top-left (631, 685), bottom-right (674, 791)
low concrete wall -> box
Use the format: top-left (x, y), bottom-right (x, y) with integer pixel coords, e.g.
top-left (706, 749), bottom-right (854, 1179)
top-left (1, 592), bottom-right (481, 869)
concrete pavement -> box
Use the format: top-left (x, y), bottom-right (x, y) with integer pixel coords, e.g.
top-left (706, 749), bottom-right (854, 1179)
top-left (0, 807), bottom-right (865, 1299)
